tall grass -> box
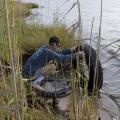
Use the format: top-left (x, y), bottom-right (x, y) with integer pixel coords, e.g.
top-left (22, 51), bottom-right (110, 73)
top-left (0, 0), bottom-right (103, 120)
top-left (21, 23), bottom-right (75, 53)
top-left (0, 0), bottom-right (75, 120)
top-left (65, 0), bottom-right (103, 119)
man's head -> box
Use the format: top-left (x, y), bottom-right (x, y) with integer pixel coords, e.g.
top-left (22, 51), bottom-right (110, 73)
top-left (48, 36), bottom-right (61, 51)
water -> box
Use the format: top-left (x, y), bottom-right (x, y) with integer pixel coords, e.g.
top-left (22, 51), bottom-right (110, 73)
top-left (20, 0), bottom-right (120, 40)
top-left (20, 0), bottom-right (120, 112)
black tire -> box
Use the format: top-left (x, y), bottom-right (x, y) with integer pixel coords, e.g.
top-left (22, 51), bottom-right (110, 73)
top-left (73, 44), bottom-right (103, 93)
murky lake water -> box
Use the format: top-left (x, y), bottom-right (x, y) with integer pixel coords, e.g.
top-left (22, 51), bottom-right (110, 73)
top-left (20, 0), bottom-right (120, 114)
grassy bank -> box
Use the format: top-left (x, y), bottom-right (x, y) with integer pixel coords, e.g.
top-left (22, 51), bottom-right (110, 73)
top-left (0, 0), bottom-right (39, 60)
top-left (10, 1), bottom-right (39, 18)
top-left (21, 24), bottom-right (75, 52)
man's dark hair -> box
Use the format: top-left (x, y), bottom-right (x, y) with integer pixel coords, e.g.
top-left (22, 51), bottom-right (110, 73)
top-left (49, 36), bottom-right (60, 45)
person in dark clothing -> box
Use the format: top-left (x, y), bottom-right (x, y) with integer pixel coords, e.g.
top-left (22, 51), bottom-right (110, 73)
top-left (23, 36), bottom-right (84, 80)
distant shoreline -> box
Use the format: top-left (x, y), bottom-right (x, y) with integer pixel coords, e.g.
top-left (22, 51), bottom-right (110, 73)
top-left (11, 1), bottom-right (39, 18)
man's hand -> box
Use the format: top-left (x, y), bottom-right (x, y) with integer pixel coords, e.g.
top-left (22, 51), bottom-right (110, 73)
top-left (76, 51), bottom-right (85, 60)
